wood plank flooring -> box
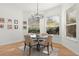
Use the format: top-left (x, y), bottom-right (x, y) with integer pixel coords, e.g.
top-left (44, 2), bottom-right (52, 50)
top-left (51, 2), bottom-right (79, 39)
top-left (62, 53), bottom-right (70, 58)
top-left (0, 41), bottom-right (77, 56)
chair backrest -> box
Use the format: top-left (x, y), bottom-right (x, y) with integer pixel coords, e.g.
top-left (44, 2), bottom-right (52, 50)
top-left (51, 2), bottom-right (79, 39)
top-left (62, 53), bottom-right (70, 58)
top-left (24, 35), bottom-right (33, 45)
top-left (40, 33), bottom-right (48, 36)
top-left (24, 35), bottom-right (30, 39)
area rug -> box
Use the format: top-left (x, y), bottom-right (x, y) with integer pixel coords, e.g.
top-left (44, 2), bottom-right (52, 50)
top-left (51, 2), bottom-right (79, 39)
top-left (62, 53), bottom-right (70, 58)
top-left (18, 46), bottom-right (59, 56)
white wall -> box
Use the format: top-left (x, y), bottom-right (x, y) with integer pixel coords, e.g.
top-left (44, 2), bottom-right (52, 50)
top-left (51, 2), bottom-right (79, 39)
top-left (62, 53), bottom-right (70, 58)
top-left (42, 5), bottom-right (61, 17)
top-left (0, 5), bottom-right (24, 45)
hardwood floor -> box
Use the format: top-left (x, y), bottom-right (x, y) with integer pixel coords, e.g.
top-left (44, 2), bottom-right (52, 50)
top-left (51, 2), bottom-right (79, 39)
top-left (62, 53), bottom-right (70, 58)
top-left (0, 41), bottom-right (77, 56)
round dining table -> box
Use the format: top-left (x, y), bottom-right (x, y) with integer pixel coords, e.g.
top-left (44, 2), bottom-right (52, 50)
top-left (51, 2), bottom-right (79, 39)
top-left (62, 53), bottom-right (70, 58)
top-left (31, 34), bottom-right (48, 51)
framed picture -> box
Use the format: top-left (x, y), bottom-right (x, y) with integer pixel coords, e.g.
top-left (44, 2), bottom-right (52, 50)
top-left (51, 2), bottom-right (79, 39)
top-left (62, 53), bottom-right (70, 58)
top-left (23, 26), bottom-right (27, 30)
top-left (14, 20), bottom-right (18, 24)
top-left (0, 24), bottom-right (4, 28)
top-left (0, 18), bottom-right (4, 23)
top-left (23, 21), bottom-right (27, 25)
top-left (14, 25), bottom-right (18, 29)
top-left (8, 19), bottom-right (12, 23)
top-left (7, 25), bottom-right (12, 29)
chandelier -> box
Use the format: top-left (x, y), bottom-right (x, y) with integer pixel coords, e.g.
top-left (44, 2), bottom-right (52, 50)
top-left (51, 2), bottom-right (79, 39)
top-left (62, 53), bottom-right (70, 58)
top-left (31, 3), bottom-right (44, 20)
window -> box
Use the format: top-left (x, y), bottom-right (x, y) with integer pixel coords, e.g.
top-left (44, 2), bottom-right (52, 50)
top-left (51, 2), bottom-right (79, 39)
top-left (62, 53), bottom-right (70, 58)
top-left (66, 7), bottom-right (76, 38)
top-left (46, 16), bottom-right (60, 35)
top-left (28, 17), bottom-right (40, 33)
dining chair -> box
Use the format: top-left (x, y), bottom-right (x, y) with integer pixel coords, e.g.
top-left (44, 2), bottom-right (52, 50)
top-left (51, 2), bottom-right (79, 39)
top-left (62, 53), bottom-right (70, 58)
top-left (40, 35), bottom-right (53, 55)
top-left (24, 35), bottom-right (37, 56)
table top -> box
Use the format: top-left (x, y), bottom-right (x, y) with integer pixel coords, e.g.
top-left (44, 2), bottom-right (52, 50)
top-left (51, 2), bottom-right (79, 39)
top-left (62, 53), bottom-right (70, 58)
top-left (26, 33), bottom-right (53, 40)
top-left (31, 34), bottom-right (48, 40)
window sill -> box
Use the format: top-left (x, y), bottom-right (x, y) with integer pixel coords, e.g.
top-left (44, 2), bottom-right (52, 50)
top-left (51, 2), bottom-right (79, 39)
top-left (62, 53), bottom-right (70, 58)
top-left (66, 37), bottom-right (78, 42)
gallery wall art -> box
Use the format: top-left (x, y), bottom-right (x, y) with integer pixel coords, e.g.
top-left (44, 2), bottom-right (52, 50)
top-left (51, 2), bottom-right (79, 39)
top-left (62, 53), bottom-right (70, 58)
top-left (23, 26), bottom-right (27, 30)
top-left (14, 19), bottom-right (19, 29)
top-left (8, 19), bottom-right (12, 23)
top-left (0, 24), bottom-right (4, 28)
top-left (14, 19), bottom-right (18, 24)
top-left (23, 21), bottom-right (27, 25)
top-left (14, 25), bottom-right (18, 29)
top-left (0, 18), bottom-right (5, 29)
top-left (0, 18), bottom-right (5, 23)
top-left (0, 18), bottom-right (20, 30)
top-left (7, 25), bottom-right (12, 29)
top-left (7, 19), bottom-right (12, 29)
top-left (23, 21), bottom-right (27, 30)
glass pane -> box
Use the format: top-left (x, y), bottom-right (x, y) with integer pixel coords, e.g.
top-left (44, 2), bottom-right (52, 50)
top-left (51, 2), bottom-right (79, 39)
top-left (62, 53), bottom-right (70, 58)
top-left (66, 12), bottom-right (76, 24)
top-left (66, 25), bottom-right (76, 37)
top-left (66, 6), bottom-right (76, 24)
top-left (47, 27), bottom-right (59, 34)
top-left (28, 17), bottom-right (40, 33)
top-left (46, 16), bottom-right (59, 35)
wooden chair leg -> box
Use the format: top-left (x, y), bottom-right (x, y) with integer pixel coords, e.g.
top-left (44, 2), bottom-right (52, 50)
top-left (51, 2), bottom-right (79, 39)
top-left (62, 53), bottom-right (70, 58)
top-left (24, 44), bottom-right (26, 55)
top-left (51, 43), bottom-right (53, 50)
top-left (29, 43), bottom-right (32, 56)
top-left (47, 45), bottom-right (50, 55)
top-left (29, 46), bottom-right (32, 56)
top-left (24, 45), bottom-right (26, 52)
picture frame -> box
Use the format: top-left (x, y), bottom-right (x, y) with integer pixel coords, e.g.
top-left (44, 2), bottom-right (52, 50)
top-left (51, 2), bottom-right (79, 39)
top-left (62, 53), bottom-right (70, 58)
top-left (23, 26), bottom-right (27, 30)
top-left (8, 19), bottom-right (12, 23)
top-left (14, 20), bottom-right (18, 24)
top-left (0, 24), bottom-right (4, 28)
top-left (0, 18), bottom-right (4, 23)
top-left (7, 25), bottom-right (12, 29)
top-left (14, 25), bottom-right (18, 29)
top-left (23, 21), bottom-right (27, 25)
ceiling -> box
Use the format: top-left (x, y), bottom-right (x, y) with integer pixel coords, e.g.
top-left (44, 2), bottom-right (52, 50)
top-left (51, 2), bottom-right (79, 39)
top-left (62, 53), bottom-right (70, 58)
top-left (0, 3), bottom-right (60, 12)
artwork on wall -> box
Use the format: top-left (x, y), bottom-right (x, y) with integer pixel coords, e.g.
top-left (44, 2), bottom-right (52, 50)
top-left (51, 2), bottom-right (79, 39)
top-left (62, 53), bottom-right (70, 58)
top-left (23, 21), bottom-right (27, 30)
top-left (0, 18), bottom-right (4, 23)
top-left (23, 26), bottom-right (27, 30)
top-left (8, 19), bottom-right (12, 23)
top-left (14, 25), bottom-right (18, 29)
top-left (7, 25), bottom-right (12, 29)
top-left (0, 18), bottom-right (5, 29)
top-left (0, 24), bottom-right (4, 28)
top-left (23, 21), bottom-right (27, 25)
top-left (7, 19), bottom-right (12, 29)
top-left (14, 20), bottom-right (18, 24)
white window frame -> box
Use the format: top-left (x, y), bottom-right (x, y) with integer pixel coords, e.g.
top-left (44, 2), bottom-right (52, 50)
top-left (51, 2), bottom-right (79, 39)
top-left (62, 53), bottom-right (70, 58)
top-left (66, 22), bottom-right (77, 41)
